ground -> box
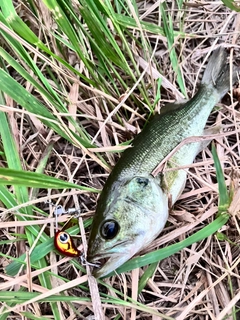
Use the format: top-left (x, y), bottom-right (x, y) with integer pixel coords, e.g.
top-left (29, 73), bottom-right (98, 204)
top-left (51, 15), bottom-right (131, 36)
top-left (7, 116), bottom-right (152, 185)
top-left (0, 1), bottom-right (239, 319)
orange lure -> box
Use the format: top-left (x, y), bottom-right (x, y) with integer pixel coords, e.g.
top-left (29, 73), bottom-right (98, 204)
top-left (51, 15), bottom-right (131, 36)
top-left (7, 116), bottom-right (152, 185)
top-left (54, 230), bottom-right (81, 257)
top-left (53, 205), bottom-right (81, 257)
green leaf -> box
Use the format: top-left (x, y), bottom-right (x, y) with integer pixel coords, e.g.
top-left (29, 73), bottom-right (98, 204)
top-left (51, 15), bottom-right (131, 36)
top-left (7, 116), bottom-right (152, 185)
top-left (160, 3), bottom-right (187, 97)
top-left (212, 143), bottom-right (230, 213)
top-left (0, 167), bottom-right (99, 191)
top-left (138, 261), bottom-right (158, 294)
top-left (221, 0), bottom-right (240, 11)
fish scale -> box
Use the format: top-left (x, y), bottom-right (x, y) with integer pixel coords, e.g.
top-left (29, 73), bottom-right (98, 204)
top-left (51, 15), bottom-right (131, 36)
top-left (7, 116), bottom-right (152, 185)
top-left (87, 47), bottom-right (238, 278)
top-left (110, 88), bottom-right (215, 182)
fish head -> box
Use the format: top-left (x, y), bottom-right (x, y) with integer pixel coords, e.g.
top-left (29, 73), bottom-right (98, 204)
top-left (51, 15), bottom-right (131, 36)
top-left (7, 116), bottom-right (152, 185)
top-left (87, 175), bottom-right (168, 278)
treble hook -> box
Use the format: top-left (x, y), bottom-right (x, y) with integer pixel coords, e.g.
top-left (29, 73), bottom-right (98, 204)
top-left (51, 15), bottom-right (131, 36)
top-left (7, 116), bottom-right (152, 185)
top-left (80, 253), bottom-right (101, 268)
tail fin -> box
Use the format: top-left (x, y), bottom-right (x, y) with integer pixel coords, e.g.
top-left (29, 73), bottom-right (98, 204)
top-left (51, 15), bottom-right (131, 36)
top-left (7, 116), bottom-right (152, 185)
top-left (202, 47), bottom-right (238, 98)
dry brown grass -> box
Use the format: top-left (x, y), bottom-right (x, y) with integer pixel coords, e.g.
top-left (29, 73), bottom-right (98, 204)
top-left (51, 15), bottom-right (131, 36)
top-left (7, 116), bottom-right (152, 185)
top-left (0, 1), bottom-right (240, 319)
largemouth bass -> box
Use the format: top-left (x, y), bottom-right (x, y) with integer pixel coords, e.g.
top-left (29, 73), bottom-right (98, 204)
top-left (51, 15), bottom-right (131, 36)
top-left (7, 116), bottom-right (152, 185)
top-left (87, 47), bottom-right (238, 278)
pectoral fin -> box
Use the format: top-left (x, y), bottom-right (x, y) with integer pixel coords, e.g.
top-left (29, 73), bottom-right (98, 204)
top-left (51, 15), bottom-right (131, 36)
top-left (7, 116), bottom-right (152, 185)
top-left (198, 125), bottom-right (222, 152)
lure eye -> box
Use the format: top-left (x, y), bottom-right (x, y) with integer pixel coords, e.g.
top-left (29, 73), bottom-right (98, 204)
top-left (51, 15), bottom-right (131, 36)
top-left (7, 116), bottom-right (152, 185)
top-left (100, 220), bottom-right (120, 240)
top-left (59, 232), bottom-right (70, 244)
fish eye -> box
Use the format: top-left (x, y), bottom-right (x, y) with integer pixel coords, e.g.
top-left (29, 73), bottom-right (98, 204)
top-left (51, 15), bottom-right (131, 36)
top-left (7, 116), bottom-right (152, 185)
top-left (100, 220), bottom-right (119, 240)
top-left (59, 232), bottom-right (70, 244)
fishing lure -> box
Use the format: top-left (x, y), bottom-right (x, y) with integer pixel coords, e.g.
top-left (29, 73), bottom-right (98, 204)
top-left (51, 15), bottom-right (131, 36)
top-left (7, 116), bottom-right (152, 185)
top-left (54, 229), bottom-right (81, 257)
top-left (52, 204), bottom-right (100, 267)
top-left (53, 205), bottom-right (81, 257)
top-left (50, 202), bottom-right (100, 267)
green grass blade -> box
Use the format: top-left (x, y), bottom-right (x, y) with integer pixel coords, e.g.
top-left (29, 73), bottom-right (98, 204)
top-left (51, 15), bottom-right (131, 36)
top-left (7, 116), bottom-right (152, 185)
top-left (160, 3), bottom-right (187, 96)
top-left (212, 143), bottom-right (230, 212)
top-left (31, 142), bottom-right (55, 199)
top-left (0, 185), bottom-right (47, 238)
top-left (0, 68), bottom-right (94, 148)
top-left (42, 0), bottom-right (96, 78)
top-left (221, 0), bottom-right (240, 11)
top-left (138, 261), bottom-right (158, 294)
top-left (0, 167), bottom-right (99, 191)
top-left (0, 95), bottom-right (55, 315)
top-left (19, 312), bottom-right (52, 320)
top-left (0, 0), bottom-right (95, 86)
top-left (0, 291), bottom-right (91, 303)
top-left (79, 0), bottom-right (129, 70)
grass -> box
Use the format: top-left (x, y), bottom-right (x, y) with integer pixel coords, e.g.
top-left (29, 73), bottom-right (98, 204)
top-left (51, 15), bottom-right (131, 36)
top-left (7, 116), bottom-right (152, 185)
top-left (0, 0), bottom-right (240, 319)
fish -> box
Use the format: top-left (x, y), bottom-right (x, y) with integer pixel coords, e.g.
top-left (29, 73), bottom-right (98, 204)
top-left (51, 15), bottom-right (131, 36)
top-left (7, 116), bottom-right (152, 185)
top-left (87, 47), bottom-right (238, 278)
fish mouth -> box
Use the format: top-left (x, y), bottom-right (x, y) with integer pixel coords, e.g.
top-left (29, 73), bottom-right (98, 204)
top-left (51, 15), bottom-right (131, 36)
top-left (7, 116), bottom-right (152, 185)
top-left (88, 253), bottom-right (128, 278)
top-left (87, 241), bottom-right (133, 278)
top-left (88, 254), bottom-right (113, 276)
